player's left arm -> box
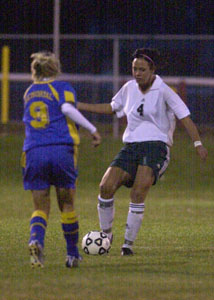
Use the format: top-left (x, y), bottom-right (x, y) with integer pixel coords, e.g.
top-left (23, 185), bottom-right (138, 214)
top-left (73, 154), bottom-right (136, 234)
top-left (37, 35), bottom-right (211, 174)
top-left (61, 103), bottom-right (101, 147)
top-left (179, 116), bottom-right (208, 161)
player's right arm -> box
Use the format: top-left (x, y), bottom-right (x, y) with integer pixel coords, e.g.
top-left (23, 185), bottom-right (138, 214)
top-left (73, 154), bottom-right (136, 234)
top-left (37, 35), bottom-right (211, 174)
top-left (77, 102), bottom-right (113, 114)
top-left (77, 84), bottom-right (125, 117)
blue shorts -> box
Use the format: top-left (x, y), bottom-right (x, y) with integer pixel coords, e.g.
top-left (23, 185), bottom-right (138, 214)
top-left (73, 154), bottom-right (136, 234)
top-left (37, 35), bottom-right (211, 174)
top-left (22, 145), bottom-right (78, 190)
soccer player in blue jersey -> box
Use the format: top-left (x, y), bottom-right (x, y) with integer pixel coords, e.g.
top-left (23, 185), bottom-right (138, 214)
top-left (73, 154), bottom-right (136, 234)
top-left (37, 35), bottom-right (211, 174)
top-left (22, 51), bottom-right (101, 268)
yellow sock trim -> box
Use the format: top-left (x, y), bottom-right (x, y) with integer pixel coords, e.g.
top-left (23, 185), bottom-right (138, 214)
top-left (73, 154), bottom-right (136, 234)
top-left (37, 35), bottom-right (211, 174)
top-left (61, 211), bottom-right (78, 224)
top-left (64, 229), bottom-right (79, 235)
top-left (31, 210), bottom-right (48, 222)
top-left (30, 222), bottom-right (47, 231)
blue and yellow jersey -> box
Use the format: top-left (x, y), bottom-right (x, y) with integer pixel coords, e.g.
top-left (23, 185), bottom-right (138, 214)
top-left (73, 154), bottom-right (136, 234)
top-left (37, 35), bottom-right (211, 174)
top-left (23, 80), bottom-right (80, 151)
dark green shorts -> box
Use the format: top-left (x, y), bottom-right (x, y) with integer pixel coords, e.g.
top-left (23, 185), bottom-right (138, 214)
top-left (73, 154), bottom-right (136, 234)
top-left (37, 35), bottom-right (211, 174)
top-left (110, 141), bottom-right (170, 187)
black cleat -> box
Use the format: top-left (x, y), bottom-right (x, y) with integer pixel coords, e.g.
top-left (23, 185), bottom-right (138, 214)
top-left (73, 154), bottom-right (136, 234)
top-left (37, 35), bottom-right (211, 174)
top-left (121, 247), bottom-right (134, 256)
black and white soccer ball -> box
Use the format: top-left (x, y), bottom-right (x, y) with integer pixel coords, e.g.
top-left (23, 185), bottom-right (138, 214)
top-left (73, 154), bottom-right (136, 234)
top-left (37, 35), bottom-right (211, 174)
top-left (81, 231), bottom-right (111, 255)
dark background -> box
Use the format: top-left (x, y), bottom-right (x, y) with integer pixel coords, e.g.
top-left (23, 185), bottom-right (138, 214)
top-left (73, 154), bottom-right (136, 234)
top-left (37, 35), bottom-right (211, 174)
top-left (0, 0), bottom-right (213, 124)
top-left (0, 0), bottom-right (213, 35)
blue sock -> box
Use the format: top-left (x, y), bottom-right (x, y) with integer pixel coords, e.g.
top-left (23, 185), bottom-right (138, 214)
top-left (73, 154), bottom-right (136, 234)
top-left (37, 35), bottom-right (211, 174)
top-left (61, 211), bottom-right (79, 258)
top-left (29, 210), bottom-right (48, 248)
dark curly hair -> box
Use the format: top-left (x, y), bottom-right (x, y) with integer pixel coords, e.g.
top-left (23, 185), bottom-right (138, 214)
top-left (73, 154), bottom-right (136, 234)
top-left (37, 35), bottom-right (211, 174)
top-left (132, 48), bottom-right (166, 69)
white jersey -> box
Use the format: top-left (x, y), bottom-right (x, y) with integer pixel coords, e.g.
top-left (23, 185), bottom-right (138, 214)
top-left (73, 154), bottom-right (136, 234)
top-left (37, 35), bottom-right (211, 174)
top-left (110, 75), bottom-right (190, 146)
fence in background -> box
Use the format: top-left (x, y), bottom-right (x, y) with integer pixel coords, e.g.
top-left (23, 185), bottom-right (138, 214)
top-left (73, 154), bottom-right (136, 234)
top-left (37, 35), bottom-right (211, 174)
top-left (0, 34), bottom-right (214, 135)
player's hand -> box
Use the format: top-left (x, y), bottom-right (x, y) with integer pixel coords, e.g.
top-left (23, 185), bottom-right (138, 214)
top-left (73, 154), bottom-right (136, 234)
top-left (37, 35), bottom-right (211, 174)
top-left (91, 131), bottom-right (101, 147)
top-left (196, 145), bottom-right (208, 161)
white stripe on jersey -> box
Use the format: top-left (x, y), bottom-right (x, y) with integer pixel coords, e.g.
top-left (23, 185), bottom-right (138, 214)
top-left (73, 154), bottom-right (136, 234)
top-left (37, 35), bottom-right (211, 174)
top-left (159, 146), bottom-right (170, 177)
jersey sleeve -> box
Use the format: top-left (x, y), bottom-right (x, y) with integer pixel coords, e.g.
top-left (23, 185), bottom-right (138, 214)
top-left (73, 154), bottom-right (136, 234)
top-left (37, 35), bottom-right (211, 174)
top-left (110, 86), bottom-right (125, 118)
top-left (57, 82), bottom-right (77, 107)
top-left (163, 84), bottom-right (190, 120)
top-left (61, 103), bottom-right (97, 133)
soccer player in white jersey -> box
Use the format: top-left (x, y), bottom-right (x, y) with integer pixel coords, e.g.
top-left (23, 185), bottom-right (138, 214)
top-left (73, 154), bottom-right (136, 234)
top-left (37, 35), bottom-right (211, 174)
top-left (78, 48), bottom-right (208, 255)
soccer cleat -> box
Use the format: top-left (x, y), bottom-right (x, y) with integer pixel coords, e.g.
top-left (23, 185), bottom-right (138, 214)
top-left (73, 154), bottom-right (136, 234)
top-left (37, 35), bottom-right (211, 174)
top-left (29, 240), bottom-right (44, 268)
top-left (121, 247), bottom-right (134, 256)
top-left (65, 255), bottom-right (83, 268)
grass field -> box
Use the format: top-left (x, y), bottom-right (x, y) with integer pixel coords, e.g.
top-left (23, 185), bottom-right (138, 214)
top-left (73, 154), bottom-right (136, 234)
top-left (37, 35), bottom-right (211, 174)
top-left (0, 125), bottom-right (214, 300)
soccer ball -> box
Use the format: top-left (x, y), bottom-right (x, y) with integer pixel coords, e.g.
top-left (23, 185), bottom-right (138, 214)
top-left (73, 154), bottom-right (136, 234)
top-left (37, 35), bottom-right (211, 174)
top-left (81, 231), bottom-right (111, 255)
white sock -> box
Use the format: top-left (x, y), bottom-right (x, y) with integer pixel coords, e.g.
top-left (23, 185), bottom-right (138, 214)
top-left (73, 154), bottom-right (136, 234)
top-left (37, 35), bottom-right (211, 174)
top-left (123, 202), bottom-right (145, 249)
top-left (97, 195), bottom-right (115, 239)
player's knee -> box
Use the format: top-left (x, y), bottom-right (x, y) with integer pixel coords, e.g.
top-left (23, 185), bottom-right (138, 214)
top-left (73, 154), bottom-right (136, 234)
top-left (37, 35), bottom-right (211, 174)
top-left (56, 188), bottom-right (75, 211)
top-left (131, 181), bottom-right (152, 203)
top-left (33, 199), bottom-right (50, 216)
top-left (130, 188), bottom-right (144, 203)
top-left (99, 181), bottom-right (116, 198)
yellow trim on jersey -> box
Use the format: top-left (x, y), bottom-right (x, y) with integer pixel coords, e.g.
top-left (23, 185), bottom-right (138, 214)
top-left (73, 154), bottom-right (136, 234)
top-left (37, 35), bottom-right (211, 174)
top-left (21, 152), bottom-right (26, 168)
top-left (61, 211), bottom-right (78, 224)
top-left (48, 83), bottom-right (59, 101)
top-left (64, 91), bottom-right (75, 103)
top-left (25, 91), bottom-right (53, 104)
top-left (23, 85), bottom-right (32, 101)
top-left (73, 144), bottom-right (78, 169)
top-left (66, 117), bottom-right (80, 146)
top-left (32, 210), bottom-right (48, 222)
top-left (34, 80), bottom-right (55, 84)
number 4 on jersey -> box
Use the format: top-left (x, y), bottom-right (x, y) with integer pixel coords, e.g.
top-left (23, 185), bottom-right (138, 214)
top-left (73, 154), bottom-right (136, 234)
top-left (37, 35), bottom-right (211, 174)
top-left (137, 104), bottom-right (144, 116)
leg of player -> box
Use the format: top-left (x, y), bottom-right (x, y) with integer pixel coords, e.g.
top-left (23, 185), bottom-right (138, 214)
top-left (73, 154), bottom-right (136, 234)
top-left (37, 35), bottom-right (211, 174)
top-left (121, 166), bottom-right (154, 256)
top-left (28, 188), bottom-right (50, 268)
top-left (56, 187), bottom-right (81, 268)
top-left (98, 166), bottom-right (131, 244)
